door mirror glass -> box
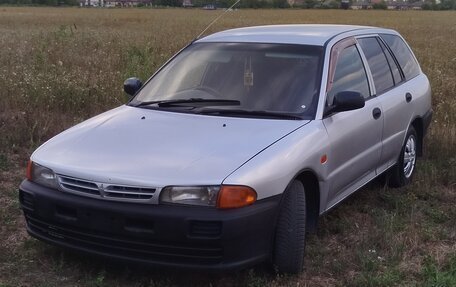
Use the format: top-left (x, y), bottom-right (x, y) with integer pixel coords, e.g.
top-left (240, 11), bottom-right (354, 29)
top-left (124, 77), bottom-right (143, 97)
top-left (325, 91), bottom-right (365, 116)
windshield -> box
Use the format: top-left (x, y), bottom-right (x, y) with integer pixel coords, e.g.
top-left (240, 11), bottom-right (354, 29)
top-left (130, 42), bottom-right (324, 119)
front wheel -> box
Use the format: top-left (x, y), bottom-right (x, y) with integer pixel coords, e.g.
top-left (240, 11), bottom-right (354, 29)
top-left (389, 126), bottom-right (418, 188)
top-left (273, 180), bottom-right (306, 274)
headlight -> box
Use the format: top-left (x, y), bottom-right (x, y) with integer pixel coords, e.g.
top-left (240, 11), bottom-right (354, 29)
top-left (160, 185), bottom-right (257, 209)
top-left (26, 160), bottom-right (59, 190)
top-left (160, 186), bottom-right (220, 207)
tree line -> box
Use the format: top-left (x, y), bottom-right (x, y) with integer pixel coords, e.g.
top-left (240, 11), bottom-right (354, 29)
top-left (0, 0), bottom-right (78, 5)
top-left (0, 0), bottom-right (455, 10)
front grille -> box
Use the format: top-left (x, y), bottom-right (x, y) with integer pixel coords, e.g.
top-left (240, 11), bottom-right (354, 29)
top-left (25, 213), bottom-right (223, 265)
top-left (59, 176), bottom-right (100, 196)
top-left (57, 175), bottom-right (156, 203)
top-left (104, 185), bottom-right (155, 200)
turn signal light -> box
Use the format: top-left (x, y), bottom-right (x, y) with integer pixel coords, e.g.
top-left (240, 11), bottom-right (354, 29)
top-left (26, 160), bottom-right (33, 181)
top-left (217, 185), bottom-right (257, 209)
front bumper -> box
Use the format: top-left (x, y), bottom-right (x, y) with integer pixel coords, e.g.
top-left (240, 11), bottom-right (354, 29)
top-left (19, 180), bottom-right (281, 271)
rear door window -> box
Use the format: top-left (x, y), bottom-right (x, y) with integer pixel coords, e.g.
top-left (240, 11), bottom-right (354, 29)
top-left (380, 34), bottom-right (420, 81)
top-left (358, 37), bottom-right (394, 95)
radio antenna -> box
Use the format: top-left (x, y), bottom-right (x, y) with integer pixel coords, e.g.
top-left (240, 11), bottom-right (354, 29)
top-left (196, 0), bottom-right (242, 40)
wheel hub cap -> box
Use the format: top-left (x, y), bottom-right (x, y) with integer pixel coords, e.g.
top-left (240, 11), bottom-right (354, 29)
top-left (403, 136), bottom-right (416, 178)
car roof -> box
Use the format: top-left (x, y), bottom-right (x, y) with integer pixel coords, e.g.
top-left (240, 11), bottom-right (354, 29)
top-left (197, 24), bottom-right (394, 46)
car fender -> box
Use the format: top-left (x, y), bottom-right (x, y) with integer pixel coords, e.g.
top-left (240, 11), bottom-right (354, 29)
top-left (222, 120), bottom-right (330, 213)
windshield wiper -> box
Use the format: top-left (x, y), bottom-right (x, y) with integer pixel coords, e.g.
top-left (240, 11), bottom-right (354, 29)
top-left (197, 109), bottom-right (303, 120)
top-left (134, 98), bottom-right (241, 108)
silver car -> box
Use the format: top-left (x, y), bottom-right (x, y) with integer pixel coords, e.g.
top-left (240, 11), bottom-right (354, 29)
top-left (20, 25), bottom-right (432, 273)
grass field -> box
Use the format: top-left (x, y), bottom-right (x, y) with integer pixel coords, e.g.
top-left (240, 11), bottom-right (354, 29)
top-left (0, 7), bottom-right (455, 287)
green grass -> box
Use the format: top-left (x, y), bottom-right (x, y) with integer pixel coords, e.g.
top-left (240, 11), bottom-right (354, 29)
top-left (422, 255), bottom-right (456, 287)
top-left (0, 154), bottom-right (8, 170)
top-left (0, 7), bottom-right (455, 287)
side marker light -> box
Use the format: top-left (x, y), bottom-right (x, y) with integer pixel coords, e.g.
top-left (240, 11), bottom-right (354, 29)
top-left (320, 154), bottom-right (328, 164)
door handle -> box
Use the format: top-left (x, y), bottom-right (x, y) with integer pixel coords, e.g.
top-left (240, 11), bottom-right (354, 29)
top-left (406, 93), bottom-right (412, 103)
top-left (372, 108), bottom-right (382, 119)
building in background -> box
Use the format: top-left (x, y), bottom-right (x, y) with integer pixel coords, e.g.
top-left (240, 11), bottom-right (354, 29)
top-left (350, 0), bottom-right (424, 9)
top-left (182, 0), bottom-right (194, 7)
top-left (80, 0), bottom-right (152, 6)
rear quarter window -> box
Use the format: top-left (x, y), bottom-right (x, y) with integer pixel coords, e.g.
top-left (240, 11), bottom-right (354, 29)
top-left (380, 34), bottom-right (420, 81)
top-left (378, 39), bottom-right (402, 85)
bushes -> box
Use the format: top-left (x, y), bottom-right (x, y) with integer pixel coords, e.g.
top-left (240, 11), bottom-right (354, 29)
top-left (373, 1), bottom-right (387, 9)
top-left (422, 0), bottom-right (456, 10)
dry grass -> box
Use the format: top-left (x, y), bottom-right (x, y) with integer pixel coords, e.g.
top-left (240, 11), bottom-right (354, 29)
top-left (0, 7), bottom-right (455, 287)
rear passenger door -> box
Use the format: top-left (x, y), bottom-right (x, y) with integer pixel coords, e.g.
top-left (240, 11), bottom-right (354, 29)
top-left (358, 35), bottom-right (418, 172)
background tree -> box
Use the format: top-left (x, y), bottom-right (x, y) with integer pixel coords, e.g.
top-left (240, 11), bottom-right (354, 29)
top-left (272, 0), bottom-right (289, 8)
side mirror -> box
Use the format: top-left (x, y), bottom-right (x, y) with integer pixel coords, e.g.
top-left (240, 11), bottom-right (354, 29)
top-left (123, 77), bottom-right (143, 97)
top-left (325, 91), bottom-right (365, 116)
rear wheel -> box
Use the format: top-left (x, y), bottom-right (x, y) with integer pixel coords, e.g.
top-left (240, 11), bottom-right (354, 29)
top-left (389, 126), bottom-right (418, 187)
top-left (273, 180), bottom-right (306, 274)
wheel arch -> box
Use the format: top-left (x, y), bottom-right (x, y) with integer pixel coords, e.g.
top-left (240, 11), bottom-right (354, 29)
top-left (410, 116), bottom-right (424, 157)
top-left (270, 169), bottom-right (320, 270)
top-left (295, 169), bottom-right (320, 232)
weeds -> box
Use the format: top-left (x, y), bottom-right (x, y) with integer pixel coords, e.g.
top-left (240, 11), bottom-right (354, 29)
top-left (0, 7), bottom-right (455, 287)
top-left (422, 255), bottom-right (456, 287)
top-left (0, 154), bottom-right (8, 171)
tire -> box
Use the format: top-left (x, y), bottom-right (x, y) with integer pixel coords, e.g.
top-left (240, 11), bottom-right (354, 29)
top-left (388, 126), bottom-right (418, 188)
top-left (273, 180), bottom-right (306, 274)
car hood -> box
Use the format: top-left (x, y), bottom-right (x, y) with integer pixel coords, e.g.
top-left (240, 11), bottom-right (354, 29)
top-left (32, 105), bottom-right (309, 187)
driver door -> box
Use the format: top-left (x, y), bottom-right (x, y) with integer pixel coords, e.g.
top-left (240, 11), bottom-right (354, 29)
top-left (323, 39), bottom-right (384, 209)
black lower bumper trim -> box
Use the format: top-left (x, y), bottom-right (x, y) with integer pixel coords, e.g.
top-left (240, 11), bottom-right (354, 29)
top-left (19, 180), bottom-right (281, 271)
top-left (26, 213), bottom-right (223, 264)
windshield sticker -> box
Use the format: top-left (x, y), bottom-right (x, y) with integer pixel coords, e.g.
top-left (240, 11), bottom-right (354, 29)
top-left (244, 57), bottom-right (254, 89)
